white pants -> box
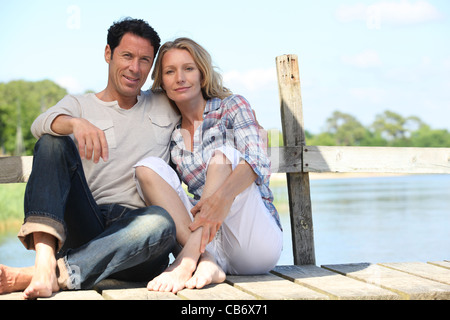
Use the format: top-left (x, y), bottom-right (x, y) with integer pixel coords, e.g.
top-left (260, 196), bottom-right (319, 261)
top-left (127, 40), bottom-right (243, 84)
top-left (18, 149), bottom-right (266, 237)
top-left (134, 147), bottom-right (282, 275)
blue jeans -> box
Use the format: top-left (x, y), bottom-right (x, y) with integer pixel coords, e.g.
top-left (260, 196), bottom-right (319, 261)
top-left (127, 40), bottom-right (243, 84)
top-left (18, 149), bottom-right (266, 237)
top-left (21, 135), bottom-right (176, 289)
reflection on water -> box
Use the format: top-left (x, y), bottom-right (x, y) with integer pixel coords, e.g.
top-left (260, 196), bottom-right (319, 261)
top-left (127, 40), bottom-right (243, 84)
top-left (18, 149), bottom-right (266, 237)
top-left (1, 174), bottom-right (449, 267)
top-left (273, 174), bottom-right (450, 266)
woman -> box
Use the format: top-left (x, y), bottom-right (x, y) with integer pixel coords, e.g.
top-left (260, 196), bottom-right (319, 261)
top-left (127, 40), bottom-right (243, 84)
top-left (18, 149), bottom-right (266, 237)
top-left (134, 38), bottom-right (282, 293)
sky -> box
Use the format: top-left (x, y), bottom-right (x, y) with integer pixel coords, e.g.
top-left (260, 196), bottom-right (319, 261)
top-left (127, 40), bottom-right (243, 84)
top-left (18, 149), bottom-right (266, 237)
top-left (1, 0), bottom-right (449, 133)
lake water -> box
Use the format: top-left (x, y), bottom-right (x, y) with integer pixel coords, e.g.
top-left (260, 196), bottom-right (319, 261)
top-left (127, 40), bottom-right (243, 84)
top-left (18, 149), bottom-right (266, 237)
top-left (1, 174), bottom-right (449, 268)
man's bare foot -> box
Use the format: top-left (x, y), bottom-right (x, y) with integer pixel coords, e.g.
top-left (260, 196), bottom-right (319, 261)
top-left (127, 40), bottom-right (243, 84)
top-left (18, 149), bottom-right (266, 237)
top-left (23, 258), bottom-right (59, 299)
top-left (185, 251), bottom-right (225, 289)
top-left (147, 253), bottom-right (197, 294)
top-left (0, 265), bottom-right (34, 294)
top-left (22, 234), bottom-right (60, 299)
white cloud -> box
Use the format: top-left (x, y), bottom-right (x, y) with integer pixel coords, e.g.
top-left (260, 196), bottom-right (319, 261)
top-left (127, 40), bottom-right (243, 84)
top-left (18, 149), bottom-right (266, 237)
top-left (223, 67), bottom-right (277, 92)
top-left (56, 76), bottom-right (85, 94)
top-left (336, 0), bottom-right (442, 27)
top-left (341, 50), bottom-right (382, 68)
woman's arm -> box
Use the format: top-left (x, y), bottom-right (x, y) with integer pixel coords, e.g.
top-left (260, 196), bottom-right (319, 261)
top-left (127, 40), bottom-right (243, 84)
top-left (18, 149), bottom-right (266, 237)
top-left (189, 159), bottom-right (257, 253)
top-left (189, 95), bottom-right (269, 252)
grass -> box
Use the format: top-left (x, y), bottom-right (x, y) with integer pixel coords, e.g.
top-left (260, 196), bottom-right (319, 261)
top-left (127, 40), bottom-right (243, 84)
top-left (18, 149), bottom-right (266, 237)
top-left (0, 183), bottom-right (26, 233)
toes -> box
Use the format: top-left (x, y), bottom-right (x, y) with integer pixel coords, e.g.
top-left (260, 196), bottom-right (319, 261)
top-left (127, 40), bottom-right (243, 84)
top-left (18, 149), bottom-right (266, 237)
top-left (185, 276), bottom-right (197, 289)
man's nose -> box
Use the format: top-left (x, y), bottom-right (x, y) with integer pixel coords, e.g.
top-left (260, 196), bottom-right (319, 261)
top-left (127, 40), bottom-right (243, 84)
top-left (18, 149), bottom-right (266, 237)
top-left (129, 58), bottom-right (140, 74)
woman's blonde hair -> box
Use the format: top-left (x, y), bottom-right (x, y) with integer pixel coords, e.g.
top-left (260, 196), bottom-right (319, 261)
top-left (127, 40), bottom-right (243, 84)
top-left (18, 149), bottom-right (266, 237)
top-left (151, 37), bottom-right (232, 100)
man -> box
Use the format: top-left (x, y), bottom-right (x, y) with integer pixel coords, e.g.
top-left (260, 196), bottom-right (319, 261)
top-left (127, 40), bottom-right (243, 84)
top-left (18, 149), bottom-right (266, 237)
top-left (0, 18), bottom-right (180, 299)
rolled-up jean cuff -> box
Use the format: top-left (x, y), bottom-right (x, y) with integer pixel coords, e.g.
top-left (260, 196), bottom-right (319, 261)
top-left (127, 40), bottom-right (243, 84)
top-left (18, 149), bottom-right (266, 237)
top-left (17, 216), bottom-right (65, 251)
top-left (57, 256), bottom-right (77, 290)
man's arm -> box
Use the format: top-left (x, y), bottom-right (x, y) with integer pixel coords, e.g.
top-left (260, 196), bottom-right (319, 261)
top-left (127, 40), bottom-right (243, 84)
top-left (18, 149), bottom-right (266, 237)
top-left (51, 115), bottom-right (109, 163)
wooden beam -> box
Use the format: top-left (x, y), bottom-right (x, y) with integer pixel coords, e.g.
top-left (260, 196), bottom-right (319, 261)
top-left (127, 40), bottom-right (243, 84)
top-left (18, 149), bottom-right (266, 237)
top-left (268, 146), bottom-right (302, 173)
top-left (1, 146), bottom-right (448, 184)
top-left (0, 156), bottom-right (33, 183)
top-left (303, 146), bottom-right (450, 174)
top-left (276, 54), bottom-right (315, 265)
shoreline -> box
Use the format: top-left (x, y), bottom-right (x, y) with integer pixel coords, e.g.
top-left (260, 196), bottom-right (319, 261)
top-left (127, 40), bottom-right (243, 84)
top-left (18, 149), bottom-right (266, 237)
top-left (271, 172), bottom-right (407, 182)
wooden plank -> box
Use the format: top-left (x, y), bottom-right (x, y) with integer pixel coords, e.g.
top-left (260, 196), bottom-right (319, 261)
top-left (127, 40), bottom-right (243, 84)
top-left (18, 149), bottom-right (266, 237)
top-left (276, 54), bottom-right (315, 265)
top-left (94, 278), bottom-right (147, 291)
top-left (303, 146), bottom-right (450, 174)
top-left (177, 283), bottom-right (255, 300)
top-left (39, 290), bottom-right (104, 300)
top-left (428, 261), bottom-right (450, 270)
top-left (272, 265), bottom-right (399, 300)
top-left (323, 263), bottom-right (450, 300)
top-left (380, 262), bottom-right (450, 285)
top-left (1, 146), bottom-right (448, 183)
top-left (226, 273), bottom-right (328, 300)
top-left (268, 147), bottom-right (302, 173)
top-left (102, 287), bottom-right (180, 300)
top-left (0, 292), bottom-right (25, 300)
top-left (0, 156), bottom-right (33, 183)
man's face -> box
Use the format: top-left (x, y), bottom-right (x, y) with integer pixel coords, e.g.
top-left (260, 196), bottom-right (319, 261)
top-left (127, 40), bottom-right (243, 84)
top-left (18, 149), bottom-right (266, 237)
top-left (105, 33), bottom-right (155, 100)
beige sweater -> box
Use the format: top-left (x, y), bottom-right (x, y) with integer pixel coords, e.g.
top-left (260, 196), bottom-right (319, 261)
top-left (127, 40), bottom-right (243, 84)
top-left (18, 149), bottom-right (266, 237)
top-left (31, 90), bottom-right (180, 209)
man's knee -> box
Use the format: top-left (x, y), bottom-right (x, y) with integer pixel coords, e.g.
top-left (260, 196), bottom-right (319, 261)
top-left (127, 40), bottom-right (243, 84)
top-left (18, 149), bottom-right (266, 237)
top-left (134, 206), bottom-right (177, 242)
top-left (35, 134), bottom-right (76, 156)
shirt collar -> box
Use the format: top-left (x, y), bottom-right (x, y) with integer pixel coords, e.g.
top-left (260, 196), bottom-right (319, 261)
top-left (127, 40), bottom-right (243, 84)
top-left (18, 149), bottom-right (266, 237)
top-left (203, 98), bottom-right (221, 115)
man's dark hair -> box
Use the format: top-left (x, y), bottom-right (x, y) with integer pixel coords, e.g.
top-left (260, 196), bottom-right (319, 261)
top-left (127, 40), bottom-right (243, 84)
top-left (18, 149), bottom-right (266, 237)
top-left (107, 17), bottom-right (161, 57)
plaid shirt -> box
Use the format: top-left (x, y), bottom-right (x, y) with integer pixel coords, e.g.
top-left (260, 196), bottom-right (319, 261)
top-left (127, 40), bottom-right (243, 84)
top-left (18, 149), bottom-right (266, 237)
top-left (170, 94), bottom-right (281, 230)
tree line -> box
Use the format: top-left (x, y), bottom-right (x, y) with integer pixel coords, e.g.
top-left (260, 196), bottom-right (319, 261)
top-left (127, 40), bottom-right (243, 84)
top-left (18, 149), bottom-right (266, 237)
top-left (269, 110), bottom-right (450, 149)
top-left (1, 80), bottom-right (449, 156)
top-left (0, 80), bottom-right (67, 155)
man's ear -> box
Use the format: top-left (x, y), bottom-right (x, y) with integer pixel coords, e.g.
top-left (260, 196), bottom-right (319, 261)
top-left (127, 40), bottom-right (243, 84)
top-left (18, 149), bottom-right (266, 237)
top-left (105, 44), bottom-right (112, 64)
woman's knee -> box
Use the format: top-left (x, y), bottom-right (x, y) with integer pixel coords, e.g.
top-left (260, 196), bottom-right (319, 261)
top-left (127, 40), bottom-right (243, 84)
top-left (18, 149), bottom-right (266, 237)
top-left (135, 157), bottom-right (179, 188)
top-left (206, 151), bottom-right (232, 178)
top-left (135, 166), bottom-right (159, 186)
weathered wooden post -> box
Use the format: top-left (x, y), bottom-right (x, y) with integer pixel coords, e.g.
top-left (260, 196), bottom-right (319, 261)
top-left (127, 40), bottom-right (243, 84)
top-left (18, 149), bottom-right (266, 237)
top-left (276, 54), bottom-right (315, 265)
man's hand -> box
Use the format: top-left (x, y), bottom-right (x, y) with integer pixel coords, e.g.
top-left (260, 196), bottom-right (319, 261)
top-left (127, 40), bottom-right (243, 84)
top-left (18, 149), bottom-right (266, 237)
top-left (52, 115), bottom-right (109, 163)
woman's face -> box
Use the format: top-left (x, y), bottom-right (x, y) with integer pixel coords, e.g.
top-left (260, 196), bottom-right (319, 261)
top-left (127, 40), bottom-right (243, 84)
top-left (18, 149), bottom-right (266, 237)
top-left (161, 48), bottom-right (204, 106)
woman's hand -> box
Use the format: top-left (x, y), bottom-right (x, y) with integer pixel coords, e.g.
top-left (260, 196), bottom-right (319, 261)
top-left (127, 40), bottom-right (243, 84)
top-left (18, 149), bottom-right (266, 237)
top-left (189, 192), bottom-right (233, 253)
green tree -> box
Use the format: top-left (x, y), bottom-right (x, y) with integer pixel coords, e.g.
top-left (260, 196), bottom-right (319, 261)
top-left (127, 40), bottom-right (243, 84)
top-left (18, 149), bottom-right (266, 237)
top-left (410, 125), bottom-right (450, 147)
top-left (324, 111), bottom-right (371, 146)
top-left (0, 80), bottom-right (67, 155)
top-left (371, 111), bottom-right (428, 146)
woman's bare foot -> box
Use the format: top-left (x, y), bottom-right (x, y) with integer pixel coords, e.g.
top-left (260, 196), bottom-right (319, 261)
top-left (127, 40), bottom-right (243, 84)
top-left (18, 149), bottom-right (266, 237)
top-left (148, 227), bottom-right (205, 294)
top-left (147, 253), bottom-right (197, 294)
top-left (185, 251), bottom-right (225, 289)
top-left (0, 265), bottom-right (34, 294)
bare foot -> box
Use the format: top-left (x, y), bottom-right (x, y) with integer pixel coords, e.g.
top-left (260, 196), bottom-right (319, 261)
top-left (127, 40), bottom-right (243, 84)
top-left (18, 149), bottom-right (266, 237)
top-left (185, 251), bottom-right (225, 289)
top-left (23, 258), bottom-right (59, 299)
top-left (0, 265), bottom-right (34, 294)
top-left (147, 253), bottom-right (197, 294)
top-left (22, 234), bottom-right (60, 299)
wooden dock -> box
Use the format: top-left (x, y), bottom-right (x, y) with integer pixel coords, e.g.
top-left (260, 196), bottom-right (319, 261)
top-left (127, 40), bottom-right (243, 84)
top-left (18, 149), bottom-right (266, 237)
top-left (1, 261), bottom-right (449, 300)
top-left (1, 54), bottom-right (449, 303)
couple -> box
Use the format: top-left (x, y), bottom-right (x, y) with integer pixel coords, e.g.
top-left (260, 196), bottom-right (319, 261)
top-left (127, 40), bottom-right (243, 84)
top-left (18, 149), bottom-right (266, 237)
top-left (0, 18), bottom-right (281, 299)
